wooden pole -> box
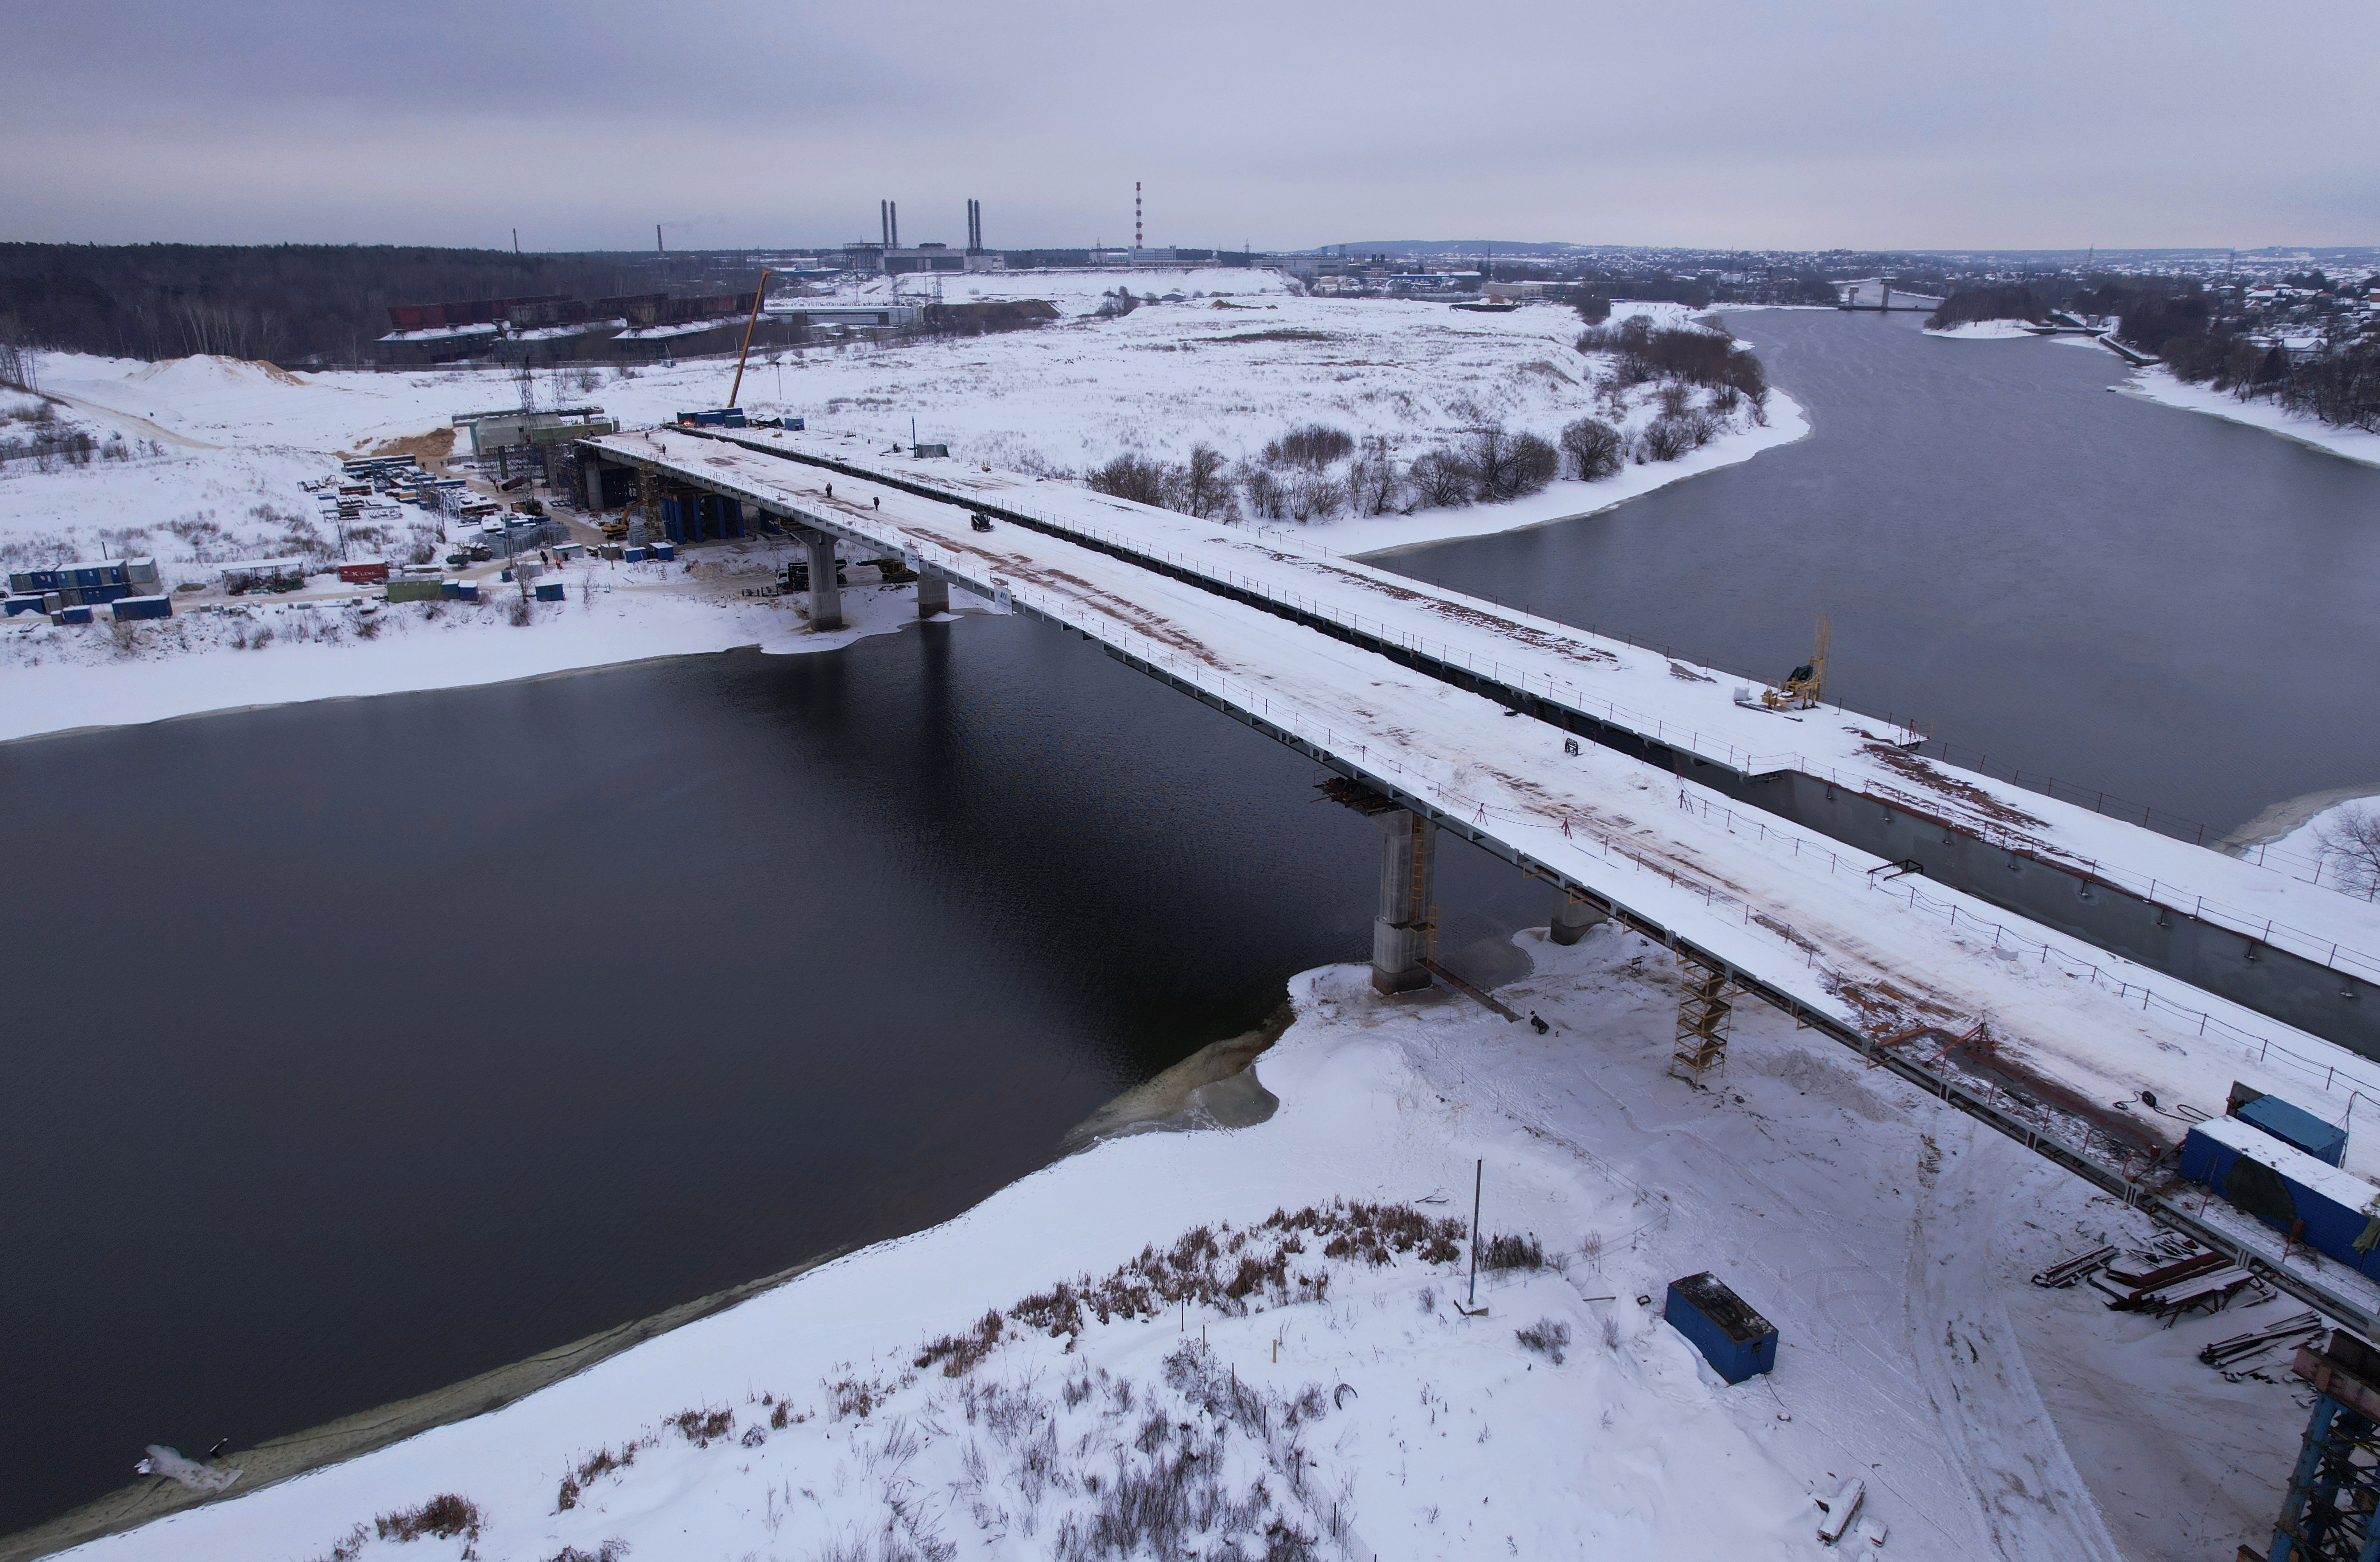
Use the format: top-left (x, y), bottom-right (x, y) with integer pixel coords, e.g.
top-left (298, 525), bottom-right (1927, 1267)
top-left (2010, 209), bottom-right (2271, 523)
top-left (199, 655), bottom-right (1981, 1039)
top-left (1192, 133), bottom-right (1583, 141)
top-left (727, 268), bottom-right (775, 409)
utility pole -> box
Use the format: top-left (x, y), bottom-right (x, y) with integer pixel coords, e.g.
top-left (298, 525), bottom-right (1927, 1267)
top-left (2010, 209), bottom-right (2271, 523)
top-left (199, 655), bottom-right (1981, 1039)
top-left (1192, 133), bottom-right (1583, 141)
top-left (512, 227), bottom-right (520, 254)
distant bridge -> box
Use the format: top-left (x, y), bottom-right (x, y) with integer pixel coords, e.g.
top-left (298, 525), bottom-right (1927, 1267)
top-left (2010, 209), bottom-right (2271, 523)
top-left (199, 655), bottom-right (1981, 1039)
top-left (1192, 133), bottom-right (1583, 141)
top-left (1835, 278), bottom-right (1943, 313)
top-left (576, 423), bottom-right (2380, 1335)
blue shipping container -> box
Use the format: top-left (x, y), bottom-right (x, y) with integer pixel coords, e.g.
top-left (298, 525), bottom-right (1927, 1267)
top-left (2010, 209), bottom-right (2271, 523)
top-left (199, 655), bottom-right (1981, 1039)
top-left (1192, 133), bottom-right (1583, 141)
top-left (534, 580), bottom-right (565, 602)
top-left (440, 581), bottom-right (462, 600)
top-left (1664, 1272), bottom-right (1777, 1384)
top-left (4, 594), bottom-right (44, 616)
top-left (111, 594), bottom-right (172, 621)
top-left (623, 546), bottom-right (647, 563)
top-left (654, 542), bottom-right (675, 561)
top-left (2230, 1085), bottom-right (2349, 1167)
top-left (51, 606), bottom-right (94, 626)
top-left (2181, 1115), bottom-right (2380, 1278)
top-left (457, 582), bottom-right (480, 602)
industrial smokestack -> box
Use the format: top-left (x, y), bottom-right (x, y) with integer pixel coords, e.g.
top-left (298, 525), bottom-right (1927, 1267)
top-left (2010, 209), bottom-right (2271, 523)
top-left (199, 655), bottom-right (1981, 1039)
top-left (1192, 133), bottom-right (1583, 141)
top-left (890, 201), bottom-right (899, 250)
top-left (880, 200), bottom-right (889, 249)
top-left (656, 223), bottom-right (665, 258)
top-left (1135, 182), bottom-right (1143, 253)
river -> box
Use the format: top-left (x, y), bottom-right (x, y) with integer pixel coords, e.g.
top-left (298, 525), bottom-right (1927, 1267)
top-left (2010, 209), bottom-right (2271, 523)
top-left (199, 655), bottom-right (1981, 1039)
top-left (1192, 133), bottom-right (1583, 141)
top-left (0, 624), bottom-right (1553, 1536)
top-left (5, 308), bottom-right (2377, 1539)
top-left (1389, 309), bottom-right (2380, 836)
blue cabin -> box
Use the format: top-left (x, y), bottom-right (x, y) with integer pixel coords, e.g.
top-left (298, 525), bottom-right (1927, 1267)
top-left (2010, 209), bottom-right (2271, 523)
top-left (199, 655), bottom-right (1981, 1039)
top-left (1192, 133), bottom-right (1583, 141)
top-left (2181, 1115), bottom-right (2380, 1278)
top-left (2228, 1082), bottom-right (2348, 1167)
top-left (1664, 1272), bottom-right (1777, 1384)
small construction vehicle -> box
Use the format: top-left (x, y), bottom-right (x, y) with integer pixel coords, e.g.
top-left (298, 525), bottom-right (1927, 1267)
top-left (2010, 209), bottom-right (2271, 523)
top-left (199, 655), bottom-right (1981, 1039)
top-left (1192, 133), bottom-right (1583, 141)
top-left (1761, 613), bottom-right (1830, 710)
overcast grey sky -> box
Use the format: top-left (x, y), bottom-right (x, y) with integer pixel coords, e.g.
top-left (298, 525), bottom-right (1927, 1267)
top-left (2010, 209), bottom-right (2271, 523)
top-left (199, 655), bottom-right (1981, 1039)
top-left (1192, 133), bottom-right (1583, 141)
top-left (8, 0), bottom-right (2374, 253)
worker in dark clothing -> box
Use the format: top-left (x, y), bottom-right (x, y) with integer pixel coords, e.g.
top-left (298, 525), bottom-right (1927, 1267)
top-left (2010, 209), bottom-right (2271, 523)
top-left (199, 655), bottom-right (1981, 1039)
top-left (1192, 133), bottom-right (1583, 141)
top-left (872, 496), bottom-right (880, 509)
top-left (826, 483), bottom-right (833, 499)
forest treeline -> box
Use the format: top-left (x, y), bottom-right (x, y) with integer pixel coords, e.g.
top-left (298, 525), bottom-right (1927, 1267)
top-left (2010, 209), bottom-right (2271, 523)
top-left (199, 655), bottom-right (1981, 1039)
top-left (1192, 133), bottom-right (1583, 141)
top-left (0, 243), bottom-right (684, 365)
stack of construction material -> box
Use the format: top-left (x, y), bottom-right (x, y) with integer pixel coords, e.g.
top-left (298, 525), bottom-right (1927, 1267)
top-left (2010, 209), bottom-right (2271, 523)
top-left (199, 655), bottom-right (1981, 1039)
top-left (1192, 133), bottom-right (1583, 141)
top-left (2082, 1236), bottom-right (2263, 1321)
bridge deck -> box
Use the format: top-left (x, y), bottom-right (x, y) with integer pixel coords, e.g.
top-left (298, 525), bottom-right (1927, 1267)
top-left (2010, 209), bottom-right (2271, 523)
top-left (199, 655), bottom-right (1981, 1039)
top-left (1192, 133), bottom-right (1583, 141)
top-left (585, 424), bottom-right (2380, 1329)
top-left (701, 427), bottom-right (2380, 996)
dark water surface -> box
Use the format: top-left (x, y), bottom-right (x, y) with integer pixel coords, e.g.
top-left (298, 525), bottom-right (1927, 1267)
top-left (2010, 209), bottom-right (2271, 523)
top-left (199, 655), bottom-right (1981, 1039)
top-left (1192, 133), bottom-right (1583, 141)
top-left (0, 622), bottom-right (1554, 1534)
top-left (1383, 311), bottom-right (2380, 835)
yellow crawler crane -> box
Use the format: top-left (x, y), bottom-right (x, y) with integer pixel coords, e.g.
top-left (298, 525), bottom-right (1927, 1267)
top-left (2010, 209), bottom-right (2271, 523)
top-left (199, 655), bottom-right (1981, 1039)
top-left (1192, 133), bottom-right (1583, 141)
top-left (1762, 613), bottom-right (1830, 710)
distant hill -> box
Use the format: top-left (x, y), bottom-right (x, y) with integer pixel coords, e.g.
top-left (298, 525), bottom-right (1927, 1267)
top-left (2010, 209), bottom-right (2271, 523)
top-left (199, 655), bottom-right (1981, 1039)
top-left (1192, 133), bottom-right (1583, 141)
top-left (1319, 240), bottom-right (1616, 258)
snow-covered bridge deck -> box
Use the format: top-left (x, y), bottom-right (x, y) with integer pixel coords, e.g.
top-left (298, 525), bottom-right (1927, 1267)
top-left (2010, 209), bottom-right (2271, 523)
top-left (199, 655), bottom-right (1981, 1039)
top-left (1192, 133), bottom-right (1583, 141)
top-left (582, 424), bottom-right (2380, 1332)
top-left (690, 427), bottom-right (2380, 1059)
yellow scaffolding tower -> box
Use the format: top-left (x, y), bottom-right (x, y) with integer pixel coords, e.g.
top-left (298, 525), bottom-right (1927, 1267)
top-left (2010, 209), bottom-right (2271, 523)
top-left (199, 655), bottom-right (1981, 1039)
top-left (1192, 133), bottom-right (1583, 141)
top-left (1672, 952), bottom-right (1736, 1086)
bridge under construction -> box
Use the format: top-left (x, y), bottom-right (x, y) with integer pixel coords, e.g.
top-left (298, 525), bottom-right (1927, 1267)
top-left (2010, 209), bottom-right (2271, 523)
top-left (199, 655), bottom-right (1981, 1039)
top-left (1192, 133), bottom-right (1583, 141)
top-left (577, 421), bottom-right (2380, 1338)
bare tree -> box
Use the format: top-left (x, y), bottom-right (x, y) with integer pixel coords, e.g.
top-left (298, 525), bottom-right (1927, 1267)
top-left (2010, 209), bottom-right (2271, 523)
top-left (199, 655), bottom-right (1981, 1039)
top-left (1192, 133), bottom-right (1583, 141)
top-left (1239, 464), bottom-right (1287, 520)
top-left (1466, 425), bottom-right (1517, 499)
top-left (2317, 806), bottom-right (2380, 897)
top-left (1178, 444), bottom-right (1233, 520)
top-left (1558, 417), bottom-right (1624, 480)
top-left (1468, 425), bottom-right (1558, 501)
top-left (1286, 470), bottom-right (1344, 521)
top-left (1349, 436), bottom-right (1406, 515)
top-left (1407, 448), bottom-right (1473, 509)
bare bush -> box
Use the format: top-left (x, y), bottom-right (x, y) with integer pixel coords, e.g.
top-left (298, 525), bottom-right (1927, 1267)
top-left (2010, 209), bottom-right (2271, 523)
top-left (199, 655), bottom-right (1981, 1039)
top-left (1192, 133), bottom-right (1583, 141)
top-left (1263, 424), bottom-right (1354, 470)
top-left (375, 1494), bottom-right (483, 1545)
top-left (1638, 416), bottom-right (1694, 462)
top-left (1558, 417), bottom-right (1624, 480)
top-left (1479, 1233), bottom-right (1545, 1271)
top-left (1085, 454), bottom-right (1174, 508)
top-left (1515, 1318), bottom-right (1570, 1364)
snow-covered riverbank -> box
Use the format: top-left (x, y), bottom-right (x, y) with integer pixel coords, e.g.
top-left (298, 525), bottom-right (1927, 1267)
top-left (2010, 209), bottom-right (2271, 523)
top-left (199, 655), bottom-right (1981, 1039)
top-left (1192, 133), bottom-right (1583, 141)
top-left (2120, 368), bottom-right (2380, 469)
top-left (61, 928), bottom-right (2300, 1562)
top-left (0, 284), bottom-right (1805, 745)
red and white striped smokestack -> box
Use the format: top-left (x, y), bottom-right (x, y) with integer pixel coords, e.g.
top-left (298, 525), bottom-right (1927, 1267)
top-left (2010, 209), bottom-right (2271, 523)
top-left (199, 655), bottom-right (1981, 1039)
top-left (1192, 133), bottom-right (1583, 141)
top-left (1135, 182), bottom-right (1143, 252)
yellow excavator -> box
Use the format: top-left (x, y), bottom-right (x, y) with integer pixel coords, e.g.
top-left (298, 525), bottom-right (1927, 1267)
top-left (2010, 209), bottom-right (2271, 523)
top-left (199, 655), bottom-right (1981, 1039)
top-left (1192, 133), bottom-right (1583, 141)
top-left (1762, 613), bottom-right (1830, 710)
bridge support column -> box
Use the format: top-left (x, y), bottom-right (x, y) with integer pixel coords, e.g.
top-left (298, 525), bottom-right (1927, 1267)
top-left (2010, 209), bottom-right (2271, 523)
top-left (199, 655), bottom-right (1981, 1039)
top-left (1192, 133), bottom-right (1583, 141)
top-left (916, 572), bottom-right (949, 618)
top-left (1371, 809), bottom-right (1437, 995)
top-left (801, 528), bottom-right (842, 631)
top-left (1550, 896), bottom-right (1607, 945)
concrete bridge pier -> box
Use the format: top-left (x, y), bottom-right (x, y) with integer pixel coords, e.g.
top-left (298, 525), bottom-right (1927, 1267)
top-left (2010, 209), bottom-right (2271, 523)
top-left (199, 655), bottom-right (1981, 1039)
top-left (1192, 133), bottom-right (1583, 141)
top-left (799, 528), bottom-right (842, 631)
top-left (916, 571), bottom-right (950, 618)
top-left (1371, 808), bottom-right (1438, 994)
top-left (1550, 896), bottom-right (1608, 945)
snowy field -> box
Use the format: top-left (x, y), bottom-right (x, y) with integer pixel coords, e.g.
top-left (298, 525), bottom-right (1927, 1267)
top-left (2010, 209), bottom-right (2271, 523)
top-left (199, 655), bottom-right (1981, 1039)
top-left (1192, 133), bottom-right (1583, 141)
top-left (0, 278), bottom-right (1803, 740)
top-left (76, 929), bottom-right (2303, 1562)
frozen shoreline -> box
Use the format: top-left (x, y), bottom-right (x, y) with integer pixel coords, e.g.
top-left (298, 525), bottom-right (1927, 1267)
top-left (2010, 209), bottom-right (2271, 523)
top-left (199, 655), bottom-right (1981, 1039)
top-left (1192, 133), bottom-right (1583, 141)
top-left (0, 572), bottom-right (974, 747)
top-left (2119, 368), bottom-right (2380, 469)
top-left (43, 929), bottom-right (2299, 1562)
